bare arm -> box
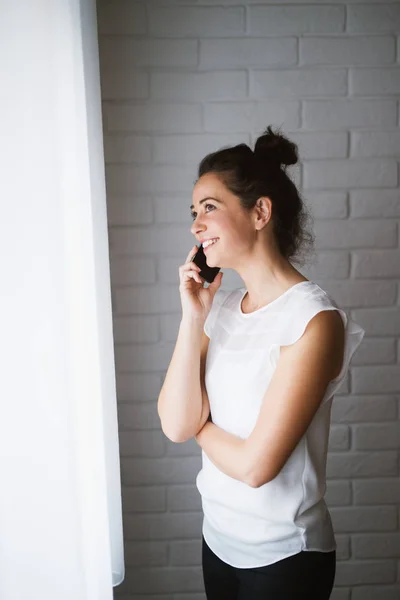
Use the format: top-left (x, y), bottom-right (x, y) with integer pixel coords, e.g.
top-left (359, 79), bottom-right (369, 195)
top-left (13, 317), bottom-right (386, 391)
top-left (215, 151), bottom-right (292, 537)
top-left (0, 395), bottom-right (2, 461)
top-left (157, 318), bottom-right (211, 443)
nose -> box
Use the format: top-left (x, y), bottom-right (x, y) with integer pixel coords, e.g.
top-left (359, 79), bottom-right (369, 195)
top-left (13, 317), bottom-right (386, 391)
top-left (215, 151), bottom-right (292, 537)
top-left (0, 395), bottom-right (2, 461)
top-left (190, 215), bottom-right (205, 238)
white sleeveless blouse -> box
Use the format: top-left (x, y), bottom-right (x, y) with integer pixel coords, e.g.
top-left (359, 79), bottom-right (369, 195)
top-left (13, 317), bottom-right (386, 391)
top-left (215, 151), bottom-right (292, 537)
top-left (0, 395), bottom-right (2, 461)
top-left (196, 281), bottom-right (365, 568)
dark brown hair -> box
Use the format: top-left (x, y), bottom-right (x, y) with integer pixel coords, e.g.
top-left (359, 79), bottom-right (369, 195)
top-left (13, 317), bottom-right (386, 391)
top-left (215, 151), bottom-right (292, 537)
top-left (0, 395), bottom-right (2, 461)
top-left (196, 125), bottom-right (315, 267)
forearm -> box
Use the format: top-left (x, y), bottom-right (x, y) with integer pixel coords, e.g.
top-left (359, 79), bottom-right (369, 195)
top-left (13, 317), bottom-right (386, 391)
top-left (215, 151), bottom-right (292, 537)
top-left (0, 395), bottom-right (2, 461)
top-left (195, 422), bottom-right (253, 486)
top-left (157, 317), bottom-right (204, 443)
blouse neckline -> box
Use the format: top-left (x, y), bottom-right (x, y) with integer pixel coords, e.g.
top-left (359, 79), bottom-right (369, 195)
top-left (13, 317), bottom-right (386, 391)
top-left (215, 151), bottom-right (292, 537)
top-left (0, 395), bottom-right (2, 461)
top-left (238, 281), bottom-right (313, 317)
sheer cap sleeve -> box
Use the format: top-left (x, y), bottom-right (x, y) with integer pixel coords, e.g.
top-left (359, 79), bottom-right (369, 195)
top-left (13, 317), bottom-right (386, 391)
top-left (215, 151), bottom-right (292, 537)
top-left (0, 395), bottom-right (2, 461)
top-left (204, 288), bottom-right (231, 339)
top-left (279, 290), bottom-right (365, 391)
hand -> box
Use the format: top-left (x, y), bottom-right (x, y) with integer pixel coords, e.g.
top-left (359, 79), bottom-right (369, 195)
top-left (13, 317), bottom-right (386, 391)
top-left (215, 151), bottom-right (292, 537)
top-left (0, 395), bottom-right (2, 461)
top-left (179, 245), bottom-right (223, 322)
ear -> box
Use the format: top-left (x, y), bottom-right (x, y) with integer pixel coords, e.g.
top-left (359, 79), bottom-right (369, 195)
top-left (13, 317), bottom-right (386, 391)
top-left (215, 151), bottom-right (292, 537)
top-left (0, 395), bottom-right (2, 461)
top-left (254, 196), bottom-right (272, 229)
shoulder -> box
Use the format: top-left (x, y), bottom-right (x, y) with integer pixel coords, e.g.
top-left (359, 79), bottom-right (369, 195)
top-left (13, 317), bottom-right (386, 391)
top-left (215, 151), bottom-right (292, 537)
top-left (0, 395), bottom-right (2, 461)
top-left (280, 282), bottom-right (346, 347)
top-left (302, 308), bottom-right (345, 356)
top-left (281, 285), bottom-right (346, 379)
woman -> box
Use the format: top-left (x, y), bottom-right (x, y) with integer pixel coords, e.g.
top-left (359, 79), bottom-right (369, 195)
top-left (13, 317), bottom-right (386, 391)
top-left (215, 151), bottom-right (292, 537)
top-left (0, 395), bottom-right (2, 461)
top-left (158, 126), bottom-right (365, 599)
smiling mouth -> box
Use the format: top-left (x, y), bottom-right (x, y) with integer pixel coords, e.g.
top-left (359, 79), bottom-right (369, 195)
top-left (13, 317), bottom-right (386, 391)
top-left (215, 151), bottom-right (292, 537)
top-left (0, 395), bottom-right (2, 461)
top-left (203, 239), bottom-right (219, 251)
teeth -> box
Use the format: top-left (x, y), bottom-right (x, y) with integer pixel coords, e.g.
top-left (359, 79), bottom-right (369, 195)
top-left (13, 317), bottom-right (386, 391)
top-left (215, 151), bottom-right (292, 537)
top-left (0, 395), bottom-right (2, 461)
top-left (203, 238), bottom-right (219, 248)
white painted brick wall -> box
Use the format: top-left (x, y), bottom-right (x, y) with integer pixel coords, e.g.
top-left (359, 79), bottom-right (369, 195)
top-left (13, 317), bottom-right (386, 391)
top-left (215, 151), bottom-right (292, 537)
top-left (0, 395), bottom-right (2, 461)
top-left (96, 1), bottom-right (400, 598)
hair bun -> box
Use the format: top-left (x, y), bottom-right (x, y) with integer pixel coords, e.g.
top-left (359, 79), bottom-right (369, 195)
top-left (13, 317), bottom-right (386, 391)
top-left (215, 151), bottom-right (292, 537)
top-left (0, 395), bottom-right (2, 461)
top-left (254, 125), bottom-right (298, 169)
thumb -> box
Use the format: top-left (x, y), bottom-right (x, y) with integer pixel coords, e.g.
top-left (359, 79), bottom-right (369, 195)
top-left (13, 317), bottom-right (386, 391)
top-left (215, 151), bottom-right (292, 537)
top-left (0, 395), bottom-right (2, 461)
top-left (208, 271), bottom-right (223, 293)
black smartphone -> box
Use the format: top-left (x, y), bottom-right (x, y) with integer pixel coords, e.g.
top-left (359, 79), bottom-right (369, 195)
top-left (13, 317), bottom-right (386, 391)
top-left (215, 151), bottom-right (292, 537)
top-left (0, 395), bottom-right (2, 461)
top-left (190, 244), bottom-right (221, 284)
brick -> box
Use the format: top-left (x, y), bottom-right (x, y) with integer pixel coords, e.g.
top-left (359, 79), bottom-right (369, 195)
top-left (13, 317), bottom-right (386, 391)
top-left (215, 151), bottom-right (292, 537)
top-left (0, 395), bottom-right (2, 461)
top-left (325, 480), bottom-right (351, 506)
top-left (288, 131), bottom-right (348, 159)
top-left (107, 197), bottom-right (154, 226)
top-left (97, 1), bottom-right (146, 35)
top-left (204, 101), bottom-right (300, 132)
top-left (154, 195), bottom-right (195, 225)
top-left (199, 37), bottom-right (297, 69)
top-left (168, 485), bottom-right (202, 512)
top-left (100, 71), bottom-right (148, 100)
top-left (123, 511), bottom-right (202, 541)
top-left (148, 6), bottom-right (245, 37)
top-left (353, 366), bottom-right (400, 394)
top-left (106, 103), bottom-right (202, 133)
top-left (327, 452), bottom-right (398, 478)
top-left (304, 159), bottom-right (397, 189)
top-left (300, 36), bottom-right (395, 65)
top-left (122, 487), bottom-right (166, 514)
top-left (118, 402), bottom-right (162, 430)
top-left (169, 540), bottom-right (203, 567)
top-left (116, 561), bottom-right (203, 594)
top-left (350, 339), bottom-right (396, 366)
top-left (303, 100), bottom-right (397, 129)
top-left (105, 165), bottom-right (196, 194)
top-left (350, 68), bottom-right (400, 95)
top-left (353, 423), bottom-right (400, 450)
top-left (313, 220), bottom-right (397, 249)
top-left (319, 280), bottom-right (397, 307)
top-left (353, 251), bottom-right (400, 279)
top-left (249, 5), bottom-right (345, 34)
top-left (351, 130), bottom-right (400, 157)
top-left (331, 396), bottom-right (397, 423)
top-left (110, 257), bottom-right (156, 286)
top-left (113, 315), bottom-right (158, 344)
top-left (115, 343), bottom-right (175, 372)
top-left (329, 425), bottom-right (350, 450)
top-left (99, 38), bottom-right (198, 68)
top-left (110, 227), bottom-right (194, 256)
top-left (330, 590), bottom-right (350, 600)
top-left (153, 133), bottom-right (250, 165)
top-left (122, 456), bottom-right (201, 491)
top-left (124, 540), bottom-right (168, 567)
top-left (103, 135), bottom-right (151, 164)
top-left (353, 479), bottom-right (400, 505)
top-left (352, 586), bottom-right (400, 600)
top-left (159, 312), bottom-right (184, 341)
top-left (331, 506), bottom-right (398, 534)
top-left (304, 191), bottom-right (348, 219)
top-left (352, 306), bottom-right (400, 335)
top-left (350, 131), bottom-right (400, 158)
top-left (251, 68), bottom-right (347, 97)
top-left (350, 190), bottom-right (400, 218)
top-left (306, 251), bottom-right (350, 279)
top-left (118, 430), bottom-right (165, 458)
top-left (335, 559), bottom-right (396, 586)
top-left (166, 436), bottom-right (199, 458)
top-left (347, 5), bottom-right (400, 33)
top-left (115, 373), bottom-right (162, 403)
top-left (151, 71), bottom-right (247, 101)
top-left (335, 535), bottom-right (351, 560)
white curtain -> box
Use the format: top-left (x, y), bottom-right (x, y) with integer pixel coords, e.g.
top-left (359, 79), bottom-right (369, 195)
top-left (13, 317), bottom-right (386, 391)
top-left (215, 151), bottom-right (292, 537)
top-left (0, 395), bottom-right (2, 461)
top-left (0, 1), bottom-right (124, 598)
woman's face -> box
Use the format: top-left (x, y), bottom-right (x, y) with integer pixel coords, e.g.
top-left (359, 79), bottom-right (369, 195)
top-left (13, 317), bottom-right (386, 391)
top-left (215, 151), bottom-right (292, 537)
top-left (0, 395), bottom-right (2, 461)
top-left (190, 172), bottom-right (268, 270)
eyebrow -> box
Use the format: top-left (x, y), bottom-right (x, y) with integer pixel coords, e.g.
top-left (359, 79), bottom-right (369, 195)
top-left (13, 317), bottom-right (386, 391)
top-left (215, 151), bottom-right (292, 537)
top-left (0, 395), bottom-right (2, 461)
top-left (190, 197), bottom-right (223, 211)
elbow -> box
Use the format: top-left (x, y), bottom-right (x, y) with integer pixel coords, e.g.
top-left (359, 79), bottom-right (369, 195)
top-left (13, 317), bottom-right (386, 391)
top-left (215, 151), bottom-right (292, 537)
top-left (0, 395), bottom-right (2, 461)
top-left (247, 471), bottom-right (272, 489)
top-left (157, 403), bottom-right (184, 443)
top-left (243, 442), bottom-right (276, 488)
top-left (160, 422), bottom-right (187, 444)
top-left (159, 419), bottom-right (193, 444)
top-left (158, 410), bottom-right (201, 444)
top-left (245, 461), bottom-right (275, 489)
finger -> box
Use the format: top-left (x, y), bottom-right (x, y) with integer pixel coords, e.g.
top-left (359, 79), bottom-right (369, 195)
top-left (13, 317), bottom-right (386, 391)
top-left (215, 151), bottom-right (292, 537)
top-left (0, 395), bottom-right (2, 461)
top-left (180, 263), bottom-right (201, 276)
top-left (187, 271), bottom-right (203, 284)
top-left (185, 244), bottom-right (199, 263)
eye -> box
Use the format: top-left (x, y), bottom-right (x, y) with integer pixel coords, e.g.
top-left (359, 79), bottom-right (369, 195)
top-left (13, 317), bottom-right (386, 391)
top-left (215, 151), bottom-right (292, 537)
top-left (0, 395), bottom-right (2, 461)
top-left (190, 203), bottom-right (215, 221)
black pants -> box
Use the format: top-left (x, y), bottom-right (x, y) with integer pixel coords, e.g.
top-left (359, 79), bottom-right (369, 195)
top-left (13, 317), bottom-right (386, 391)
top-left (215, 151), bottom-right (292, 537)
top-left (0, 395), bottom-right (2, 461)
top-left (202, 535), bottom-right (336, 600)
